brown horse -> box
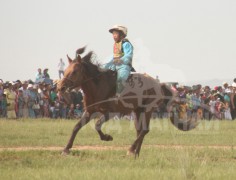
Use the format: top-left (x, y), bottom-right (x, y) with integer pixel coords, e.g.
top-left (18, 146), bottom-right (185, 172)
top-left (57, 47), bottom-right (199, 157)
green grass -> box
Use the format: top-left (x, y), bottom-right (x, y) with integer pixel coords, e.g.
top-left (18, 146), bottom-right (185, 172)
top-left (0, 118), bottom-right (236, 180)
top-left (0, 148), bottom-right (235, 180)
top-left (0, 118), bottom-right (235, 147)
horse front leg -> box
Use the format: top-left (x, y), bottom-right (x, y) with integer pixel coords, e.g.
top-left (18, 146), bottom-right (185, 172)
top-left (95, 113), bottom-right (113, 141)
top-left (62, 111), bottom-right (91, 155)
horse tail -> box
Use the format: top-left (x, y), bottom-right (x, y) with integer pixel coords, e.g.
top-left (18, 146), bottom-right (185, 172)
top-left (161, 83), bottom-right (199, 131)
top-left (76, 46), bottom-right (86, 55)
top-left (161, 83), bottom-right (174, 109)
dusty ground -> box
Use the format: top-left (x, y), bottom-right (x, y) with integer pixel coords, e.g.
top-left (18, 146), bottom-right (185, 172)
top-left (0, 144), bottom-right (235, 152)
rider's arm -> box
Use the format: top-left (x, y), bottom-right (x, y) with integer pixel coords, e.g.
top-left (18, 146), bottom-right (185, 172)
top-left (120, 42), bottom-right (133, 65)
top-left (103, 56), bottom-right (116, 70)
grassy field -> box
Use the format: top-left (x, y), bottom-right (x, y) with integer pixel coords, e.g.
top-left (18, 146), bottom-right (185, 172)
top-left (0, 118), bottom-right (236, 180)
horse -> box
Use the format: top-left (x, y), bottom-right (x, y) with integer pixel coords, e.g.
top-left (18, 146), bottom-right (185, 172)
top-left (57, 47), bottom-right (199, 157)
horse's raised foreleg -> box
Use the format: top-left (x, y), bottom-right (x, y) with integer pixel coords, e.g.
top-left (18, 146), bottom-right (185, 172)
top-left (95, 113), bottom-right (113, 141)
top-left (62, 111), bottom-right (91, 155)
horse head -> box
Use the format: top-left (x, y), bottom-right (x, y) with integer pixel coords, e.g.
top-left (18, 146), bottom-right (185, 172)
top-left (57, 47), bottom-right (87, 93)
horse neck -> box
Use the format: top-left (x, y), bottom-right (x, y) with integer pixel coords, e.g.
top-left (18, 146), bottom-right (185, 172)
top-left (81, 72), bottom-right (116, 108)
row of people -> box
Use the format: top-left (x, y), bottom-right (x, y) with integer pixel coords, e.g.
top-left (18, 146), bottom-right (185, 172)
top-left (171, 80), bottom-right (236, 120)
top-left (0, 80), bottom-right (83, 119)
top-left (1, 77), bottom-right (236, 120)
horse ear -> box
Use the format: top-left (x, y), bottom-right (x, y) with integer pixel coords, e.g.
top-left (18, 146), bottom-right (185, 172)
top-left (76, 55), bottom-right (82, 63)
top-left (67, 54), bottom-right (73, 64)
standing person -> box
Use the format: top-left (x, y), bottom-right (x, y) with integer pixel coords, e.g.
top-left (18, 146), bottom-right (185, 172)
top-left (12, 82), bottom-right (19, 118)
top-left (38, 83), bottom-right (45, 117)
top-left (17, 90), bottom-right (24, 118)
top-left (191, 90), bottom-right (202, 119)
top-left (27, 84), bottom-right (37, 118)
top-left (209, 95), bottom-right (216, 120)
top-left (53, 97), bottom-right (60, 118)
top-left (103, 25), bottom-right (134, 96)
top-left (35, 68), bottom-right (43, 82)
top-left (1, 94), bottom-right (7, 118)
top-left (71, 88), bottom-right (83, 110)
top-left (224, 102), bottom-right (232, 120)
top-left (224, 89), bottom-right (231, 104)
top-left (42, 89), bottom-right (50, 117)
top-left (222, 82), bottom-right (230, 93)
top-left (58, 58), bottom-right (65, 79)
top-left (230, 83), bottom-right (236, 120)
top-left (0, 82), bottom-right (4, 116)
top-left (43, 68), bottom-right (50, 79)
top-left (4, 82), bottom-right (17, 119)
top-left (57, 91), bottom-right (67, 118)
top-left (50, 87), bottom-right (57, 102)
top-left (21, 81), bottom-right (29, 118)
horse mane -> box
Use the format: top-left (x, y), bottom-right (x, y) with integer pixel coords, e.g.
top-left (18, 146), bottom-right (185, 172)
top-left (77, 49), bottom-right (106, 84)
top-left (76, 47), bottom-right (98, 68)
top-left (74, 47), bottom-right (116, 86)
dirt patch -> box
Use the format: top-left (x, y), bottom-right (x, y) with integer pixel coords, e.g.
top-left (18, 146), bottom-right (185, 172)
top-left (0, 144), bottom-right (235, 152)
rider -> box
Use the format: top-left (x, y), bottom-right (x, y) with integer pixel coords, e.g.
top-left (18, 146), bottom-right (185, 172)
top-left (104, 25), bottom-right (134, 96)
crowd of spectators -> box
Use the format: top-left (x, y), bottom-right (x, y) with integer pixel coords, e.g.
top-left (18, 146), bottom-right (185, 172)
top-left (1, 73), bottom-right (236, 120)
top-left (157, 78), bottom-right (236, 121)
top-left (0, 78), bottom-right (83, 119)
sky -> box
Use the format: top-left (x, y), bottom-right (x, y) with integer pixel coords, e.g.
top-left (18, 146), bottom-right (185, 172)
top-left (0, 0), bottom-right (236, 85)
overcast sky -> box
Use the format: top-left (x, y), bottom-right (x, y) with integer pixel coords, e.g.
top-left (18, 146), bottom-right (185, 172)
top-left (0, 0), bottom-right (235, 85)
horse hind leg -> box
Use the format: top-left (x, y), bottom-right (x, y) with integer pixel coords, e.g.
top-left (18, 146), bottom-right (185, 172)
top-left (128, 110), bottom-right (151, 157)
top-left (128, 129), bottom-right (150, 158)
top-left (135, 130), bottom-right (150, 158)
top-left (127, 109), bottom-right (143, 155)
top-left (95, 113), bottom-right (113, 141)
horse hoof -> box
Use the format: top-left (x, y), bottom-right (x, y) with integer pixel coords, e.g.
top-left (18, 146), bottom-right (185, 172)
top-left (106, 134), bottom-right (113, 141)
top-left (135, 153), bottom-right (140, 159)
top-left (61, 149), bottom-right (70, 156)
top-left (102, 134), bottom-right (113, 141)
top-left (126, 150), bottom-right (135, 156)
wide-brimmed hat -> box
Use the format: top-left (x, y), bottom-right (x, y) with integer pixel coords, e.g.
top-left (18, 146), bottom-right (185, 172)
top-left (109, 25), bottom-right (127, 37)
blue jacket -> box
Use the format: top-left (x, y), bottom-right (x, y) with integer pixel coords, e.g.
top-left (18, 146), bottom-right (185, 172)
top-left (104, 40), bottom-right (133, 71)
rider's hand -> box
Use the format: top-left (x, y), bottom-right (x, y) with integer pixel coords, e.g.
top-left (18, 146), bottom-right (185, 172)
top-left (113, 58), bottom-right (122, 65)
